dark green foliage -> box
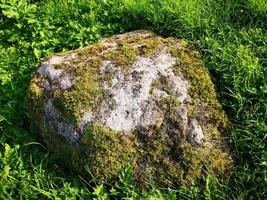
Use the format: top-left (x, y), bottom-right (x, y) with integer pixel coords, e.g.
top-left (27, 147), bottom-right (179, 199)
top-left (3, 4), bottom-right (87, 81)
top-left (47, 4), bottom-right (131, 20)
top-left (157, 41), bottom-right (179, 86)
top-left (0, 0), bottom-right (266, 199)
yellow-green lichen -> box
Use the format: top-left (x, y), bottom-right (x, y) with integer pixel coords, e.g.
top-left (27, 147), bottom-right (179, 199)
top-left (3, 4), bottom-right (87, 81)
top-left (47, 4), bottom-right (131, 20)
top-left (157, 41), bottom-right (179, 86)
top-left (159, 95), bottom-right (181, 122)
top-left (181, 142), bottom-right (232, 185)
top-left (27, 77), bottom-right (47, 112)
top-left (135, 128), bottom-right (184, 188)
top-left (170, 44), bottom-right (229, 129)
top-left (81, 123), bottom-right (137, 182)
top-left (52, 58), bottom-right (104, 123)
top-left (136, 37), bottom-right (164, 56)
top-left (152, 74), bottom-right (173, 94)
top-left (101, 42), bottom-right (138, 69)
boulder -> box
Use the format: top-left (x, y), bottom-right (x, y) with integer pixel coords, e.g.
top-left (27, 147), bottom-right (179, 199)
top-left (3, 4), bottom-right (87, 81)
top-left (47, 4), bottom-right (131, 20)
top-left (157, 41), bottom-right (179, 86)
top-left (27, 30), bottom-right (233, 188)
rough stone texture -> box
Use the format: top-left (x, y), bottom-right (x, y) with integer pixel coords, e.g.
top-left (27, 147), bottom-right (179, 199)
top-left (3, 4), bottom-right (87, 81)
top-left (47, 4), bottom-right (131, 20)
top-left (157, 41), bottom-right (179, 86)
top-left (27, 30), bottom-right (233, 188)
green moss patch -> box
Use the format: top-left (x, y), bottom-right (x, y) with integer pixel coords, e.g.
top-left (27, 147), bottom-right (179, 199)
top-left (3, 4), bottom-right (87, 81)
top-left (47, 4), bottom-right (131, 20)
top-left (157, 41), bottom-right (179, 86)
top-left (81, 123), bottom-right (137, 182)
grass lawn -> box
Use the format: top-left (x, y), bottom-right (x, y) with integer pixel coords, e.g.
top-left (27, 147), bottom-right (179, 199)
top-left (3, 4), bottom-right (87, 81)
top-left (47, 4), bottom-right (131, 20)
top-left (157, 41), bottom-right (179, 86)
top-left (0, 0), bottom-right (266, 199)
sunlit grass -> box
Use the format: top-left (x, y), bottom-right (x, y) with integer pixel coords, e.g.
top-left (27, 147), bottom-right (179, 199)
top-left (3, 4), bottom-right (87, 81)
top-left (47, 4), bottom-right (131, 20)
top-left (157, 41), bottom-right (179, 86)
top-left (0, 0), bottom-right (266, 199)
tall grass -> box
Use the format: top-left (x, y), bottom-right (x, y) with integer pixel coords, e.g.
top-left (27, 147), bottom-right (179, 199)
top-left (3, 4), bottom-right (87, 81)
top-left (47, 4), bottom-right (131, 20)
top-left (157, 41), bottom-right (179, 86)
top-left (0, 0), bottom-right (266, 199)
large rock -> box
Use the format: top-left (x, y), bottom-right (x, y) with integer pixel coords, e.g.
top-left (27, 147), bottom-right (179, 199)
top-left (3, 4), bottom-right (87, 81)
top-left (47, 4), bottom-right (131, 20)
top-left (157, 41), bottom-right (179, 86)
top-left (27, 30), bottom-right (233, 187)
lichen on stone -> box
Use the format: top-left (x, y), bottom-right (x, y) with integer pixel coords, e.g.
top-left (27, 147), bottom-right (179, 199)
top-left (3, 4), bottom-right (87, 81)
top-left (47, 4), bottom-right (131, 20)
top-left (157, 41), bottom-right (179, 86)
top-left (27, 30), bottom-right (233, 188)
top-left (81, 122), bottom-right (137, 182)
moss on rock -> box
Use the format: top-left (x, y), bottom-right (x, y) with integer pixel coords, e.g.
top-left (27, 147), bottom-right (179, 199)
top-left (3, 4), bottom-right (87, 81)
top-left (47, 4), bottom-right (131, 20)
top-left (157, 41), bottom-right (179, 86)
top-left (81, 123), bottom-right (137, 182)
top-left (27, 30), bottom-right (233, 188)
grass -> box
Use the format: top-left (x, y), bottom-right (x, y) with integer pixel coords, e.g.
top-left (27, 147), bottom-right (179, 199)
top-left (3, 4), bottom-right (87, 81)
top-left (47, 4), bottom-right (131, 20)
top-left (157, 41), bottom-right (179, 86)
top-left (0, 0), bottom-right (266, 199)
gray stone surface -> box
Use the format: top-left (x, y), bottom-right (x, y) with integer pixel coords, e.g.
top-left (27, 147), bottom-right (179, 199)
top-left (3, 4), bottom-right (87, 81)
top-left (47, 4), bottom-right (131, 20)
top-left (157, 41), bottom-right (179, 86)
top-left (27, 30), bottom-right (233, 187)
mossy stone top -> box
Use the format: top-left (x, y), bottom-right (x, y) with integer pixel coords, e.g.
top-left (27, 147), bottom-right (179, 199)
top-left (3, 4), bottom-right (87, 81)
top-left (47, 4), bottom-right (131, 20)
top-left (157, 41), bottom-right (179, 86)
top-left (27, 30), bottom-right (233, 188)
